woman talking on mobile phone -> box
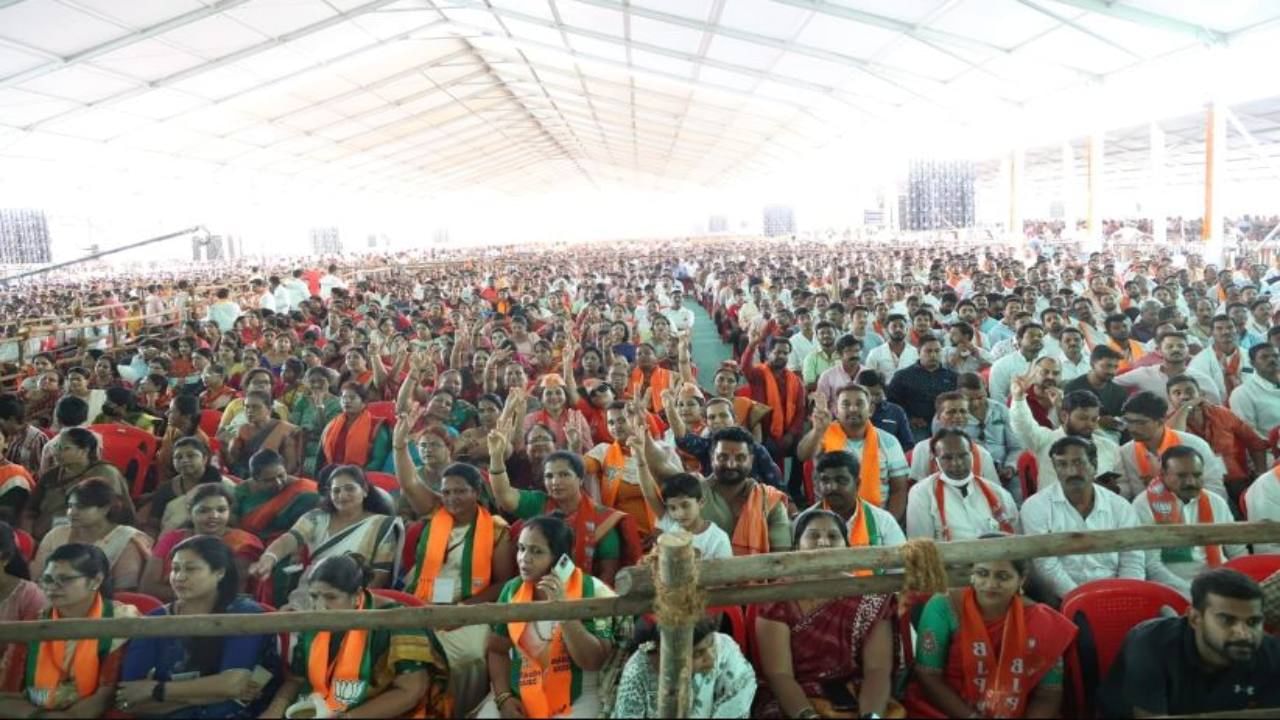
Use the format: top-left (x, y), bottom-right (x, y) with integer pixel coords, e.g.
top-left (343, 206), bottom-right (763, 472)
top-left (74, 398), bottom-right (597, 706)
top-left (475, 513), bottom-right (618, 719)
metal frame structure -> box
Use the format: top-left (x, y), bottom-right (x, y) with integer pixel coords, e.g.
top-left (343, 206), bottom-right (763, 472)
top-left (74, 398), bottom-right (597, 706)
top-left (0, 0), bottom-right (1277, 195)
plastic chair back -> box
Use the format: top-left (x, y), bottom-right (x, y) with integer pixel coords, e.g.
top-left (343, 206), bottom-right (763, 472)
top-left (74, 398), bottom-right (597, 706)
top-left (1017, 450), bottom-right (1039, 500)
top-left (708, 605), bottom-right (747, 655)
top-left (114, 591), bottom-right (164, 615)
top-left (88, 424), bottom-right (158, 499)
top-left (1224, 554), bottom-right (1280, 583)
top-left (367, 401), bottom-right (398, 425)
top-left (1060, 579), bottom-right (1188, 713)
top-left (14, 529), bottom-right (35, 562)
top-left (199, 409), bottom-right (222, 438)
top-left (365, 471), bottom-right (400, 495)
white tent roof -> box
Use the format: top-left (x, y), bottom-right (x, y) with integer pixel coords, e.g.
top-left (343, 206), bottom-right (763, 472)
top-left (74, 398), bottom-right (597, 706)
top-left (1, 0), bottom-right (1277, 196)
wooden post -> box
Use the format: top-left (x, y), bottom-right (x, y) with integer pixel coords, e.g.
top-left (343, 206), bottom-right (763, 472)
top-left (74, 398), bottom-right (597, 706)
top-left (656, 532), bottom-right (697, 718)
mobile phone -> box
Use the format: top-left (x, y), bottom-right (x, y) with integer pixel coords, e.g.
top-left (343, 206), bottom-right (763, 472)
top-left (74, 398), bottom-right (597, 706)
top-left (552, 553), bottom-right (575, 584)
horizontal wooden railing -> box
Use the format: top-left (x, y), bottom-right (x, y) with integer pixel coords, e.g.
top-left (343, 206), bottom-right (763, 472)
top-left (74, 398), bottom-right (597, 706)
top-left (0, 522), bottom-right (1272, 643)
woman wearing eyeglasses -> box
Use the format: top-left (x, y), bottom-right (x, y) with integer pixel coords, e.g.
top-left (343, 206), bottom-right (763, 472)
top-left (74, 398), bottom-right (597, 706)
top-left (0, 543), bottom-right (138, 718)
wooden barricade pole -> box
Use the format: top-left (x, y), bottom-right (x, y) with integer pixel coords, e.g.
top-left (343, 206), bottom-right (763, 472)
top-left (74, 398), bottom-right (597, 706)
top-left (655, 532), bottom-right (698, 718)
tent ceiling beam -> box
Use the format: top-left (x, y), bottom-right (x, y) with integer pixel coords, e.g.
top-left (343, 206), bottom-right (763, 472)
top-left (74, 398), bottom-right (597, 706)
top-left (1042, 0), bottom-right (1227, 44)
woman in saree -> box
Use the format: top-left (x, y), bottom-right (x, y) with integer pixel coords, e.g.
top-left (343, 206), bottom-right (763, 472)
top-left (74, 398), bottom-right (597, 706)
top-left (96, 386), bottom-right (161, 433)
top-left (0, 543), bottom-right (137, 718)
top-left (140, 484), bottom-right (264, 602)
top-left (226, 390), bottom-right (301, 477)
top-left (116, 535), bottom-right (280, 719)
top-left (27, 427), bottom-right (136, 539)
top-left (153, 394), bottom-right (211, 487)
top-left (395, 432), bottom-right (516, 714)
top-left (338, 348), bottom-right (378, 396)
top-left (754, 509), bottom-right (899, 719)
top-left (233, 449), bottom-right (320, 543)
top-left (0, 522), bottom-right (45, 693)
top-left (711, 363), bottom-right (770, 443)
top-left (261, 553), bottom-right (453, 719)
top-left (477, 513), bottom-right (618, 719)
top-left (34, 479), bottom-right (153, 592)
top-left (611, 616), bottom-right (756, 719)
top-left (262, 335), bottom-right (296, 378)
top-left (318, 382), bottom-right (392, 471)
top-left (907, 533), bottom-right (1077, 719)
top-left (278, 358), bottom-right (307, 411)
top-left (142, 435), bottom-right (237, 536)
top-left (20, 370), bottom-right (61, 428)
top-left (452, 393), bottom-right (503, 466)
top-left (290, 366), bottom-right (342, 477)
top-left (247, 464), bottom-right (400, 608)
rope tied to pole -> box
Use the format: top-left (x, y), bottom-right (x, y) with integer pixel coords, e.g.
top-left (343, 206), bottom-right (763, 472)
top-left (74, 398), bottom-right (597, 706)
top-left (900, 538), bottom-right (948, 595)
top-left (643, 539), bottom-right (707, 627)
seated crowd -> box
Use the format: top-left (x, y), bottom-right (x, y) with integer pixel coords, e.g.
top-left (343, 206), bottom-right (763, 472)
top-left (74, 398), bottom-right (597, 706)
top-left (0, 237), bottom-right (1275, 718)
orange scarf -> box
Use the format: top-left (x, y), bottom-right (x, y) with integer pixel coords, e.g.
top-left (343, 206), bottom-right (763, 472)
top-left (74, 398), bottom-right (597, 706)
top-left (241, 478), bottom-right (317, 535)
top-left (1134, 429), bottom-right (1181, 481)
top-left (929, 440), bottom-right (982, 480)
top-left (509, 568), bottom-right (584, 718)
top-left (413, 507), bottom-right (494, 603)
top-left (322, 410), bottom-right (376, 467)
top-left (827, 499), bottom-right (879, 577)
top-left (628, 367), bottom-right (671, 413)
top-left (958, 587), bottom-right (1031, 718)
top-left (933, 476), bottom-right (1015, 542)
top-left (1217, 347), bottom-right (1243, 396)
top-left (307, 592), bottom-right (370, 712)
top-left (599, 442), bottom-right (657, 531)
top-left (759, 363), bottom-right (801, 440)
top-left (729, 483), bottom-right (785, 556)
top-left (1108, 337), bottom-right (1145, 371)
top-left (31, 595), bottom-right (103, 707)
top-left (821, 422), bottom-right (883, 506)
top-left (1145, 479), bottom-right (1223, 567)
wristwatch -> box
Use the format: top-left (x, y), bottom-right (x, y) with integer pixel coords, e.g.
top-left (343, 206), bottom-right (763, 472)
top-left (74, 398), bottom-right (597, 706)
top-left (152, 680), bottom-right (167, 703)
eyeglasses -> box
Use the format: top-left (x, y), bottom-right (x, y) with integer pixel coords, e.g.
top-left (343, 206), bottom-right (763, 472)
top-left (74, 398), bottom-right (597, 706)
top-left (39, 573), bottom-right (85, 588)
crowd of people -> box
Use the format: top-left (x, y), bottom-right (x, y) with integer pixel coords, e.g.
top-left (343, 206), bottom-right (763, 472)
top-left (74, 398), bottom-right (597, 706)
top-left (0, 235), bottom-right (1275, 718)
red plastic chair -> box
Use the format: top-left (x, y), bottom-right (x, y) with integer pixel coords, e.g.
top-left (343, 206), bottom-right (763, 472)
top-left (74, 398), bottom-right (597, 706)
top-left (199, 409), bottom-right (222, 438)
top-left (1017, 450), bottom-right (1039, 500)
top-left (1060, 579), bottom-right (1188, 715)
top-left (371, 588), bottom-right (425, 607)
top-left (88, 424), bottom-right (158, 499)
top-left (114, 591), bottom-right (164, 615)
top-left (708, 605), bottom-right (747, 655)
top-left (1224, 554), bottom-right (1280, 582)
top-left (367, 401), bottom-right (398, 425)
top-left (14, 529), bottom-right (35, 562)
top-left (365, 471), bottom-right (400, 495)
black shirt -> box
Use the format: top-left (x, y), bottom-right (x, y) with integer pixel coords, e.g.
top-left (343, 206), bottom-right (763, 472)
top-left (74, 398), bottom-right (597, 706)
top-left (885, 363), bottom-right (957, 425)
top-left (1063, 374), bottom-right (1128, 420)
top-left (1099, 616), bottom-right (1280, 717)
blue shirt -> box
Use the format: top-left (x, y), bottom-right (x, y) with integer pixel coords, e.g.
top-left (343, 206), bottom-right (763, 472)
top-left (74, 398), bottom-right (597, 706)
top-left (986, 321), bottom-right (1016, 345)
top-left (122, 596), bottom-right (279, 719)
top-left (871, 400), bottom-right (916, 452)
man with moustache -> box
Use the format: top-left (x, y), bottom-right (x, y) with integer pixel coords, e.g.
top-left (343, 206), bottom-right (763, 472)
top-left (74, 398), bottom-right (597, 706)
top-left (808, 450), bottom-right (904, 550)
top-left (1070, 297), bottom-right (1107, 348)
top-left (847, 305), bottom-right (883, 361)
top-left (887, 335), bottom-right (958, 442)
top-left (905, 429), bottom-right (1018, 541)
top-left (667, 396), bottom-right (782, 488)
top-left (1020, 356), bottom-right (1063, 429)
top-left (801, 321), bottom-right (840, 389)
top-left (1103, 313), bottom-right (1147, 372)
top-left (697, 426), bottom-right (792, 556)
top-left (1056, 326), bottom-right (1091, 382)
top-left (988, 322), bottom-right (1046, 404)
top-left (1100, 569), bottom-right (1280, 717)
top-left (1118, 391), bottom-right (1227, 501)
top-left (1230, 342), bottom-right (1280, 438)
top-left (1116, 331), bottom-right (1222, 404)
top-left (799, 384), bottom-right (910, 523)
top-left (908, 392), bottom-right (998, 483)
top-left (1020, 436), bottom-right (1144, 606)
top-left (864, 314), bottom-right (917, 383)
top-left (1190, 314), bottom-right (1255, 403)
top-left (1011, 378), bottom-right (1121, 493)
top-left (1132, 446), bottom-right (1247, 596)
top-left (739, 324), bottom-right (806, 478)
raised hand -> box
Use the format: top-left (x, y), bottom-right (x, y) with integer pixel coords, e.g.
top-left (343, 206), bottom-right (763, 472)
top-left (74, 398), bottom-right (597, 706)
top-left (809, 391), bottom-right (832, 427)
top-left (1010, 373), bottom-right (1034, 400)
top-left (487, 417), bottom-right (512, 456)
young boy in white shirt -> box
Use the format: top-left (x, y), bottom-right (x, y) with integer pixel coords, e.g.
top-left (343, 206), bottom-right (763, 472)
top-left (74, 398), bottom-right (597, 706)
top-left (649, 472), bottom-right (733, 560)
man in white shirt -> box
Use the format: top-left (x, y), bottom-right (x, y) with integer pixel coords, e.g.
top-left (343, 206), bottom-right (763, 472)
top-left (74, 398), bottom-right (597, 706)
top-left (909, 392), bottom-right (998, 482)
top-left (1056, 327), bottom-right (1091, 382)
top-left (786, 307), bottom-right (817, 373)
top-left (988, 322), bottom-right (1046, 404)
top-left (250, 278), bottom-right (275, 314)
top-left (1115, 331), bottom-right (1222, 404)
top-left (1021, 435), bottom-right (1145, 605)
top-left (1010, 380), bottom-right (1120, 492)
top-left (664, 288), bottom-right (696, 334)
top-left (810, 450), bottom-right (905, 549)
top-left (864, 314), bottom-right (917, 383)
top-left (1243, 461), bottom-right (1280, 554)
top-left (1229, 343), bottom-right (1280, 437)
top-left (283, 269), bottom-right (310, 309)
top-left (906, 429), bottom-right (1019, 541)
top-left (1187, 314), bottom-right (1253, 401)
top-left (318, 263), bottom-right (346, 300)
top-left (1118, 391), bottom-right (1227, 501)
top-left (1131, 446), bottom-right (1246, 596)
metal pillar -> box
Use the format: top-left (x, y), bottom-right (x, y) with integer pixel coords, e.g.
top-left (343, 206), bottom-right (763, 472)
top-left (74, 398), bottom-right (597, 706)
top-left (1202, 101), bottom-right (1225, 264)
top-left (1086, 131), bottom-right (1104, 252)
top-left (1061, 141), bottom-right (1076, 239)
top-left (1009, 147), bottom-right (1024, 243)
top-left (1150, 122), bottom-right (1167, 245)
